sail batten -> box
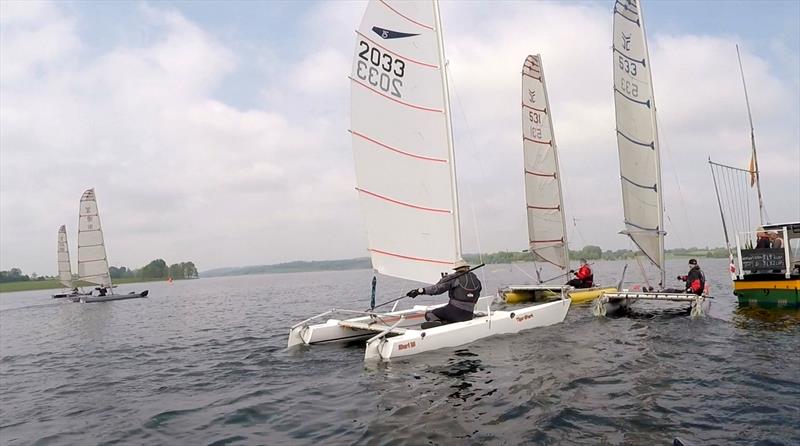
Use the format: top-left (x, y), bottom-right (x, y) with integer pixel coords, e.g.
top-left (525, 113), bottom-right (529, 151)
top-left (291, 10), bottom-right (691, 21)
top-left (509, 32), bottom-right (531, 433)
top-left (57, 225), bottom-right (73, 288)
top-left (521, 54), bottom-right (569, 271)
top-left (351, 0), bottom-right (460, 284)
top-left (77, 188), bottom-right (112, 287)
top-left (612, 0), bottom-right (665, 280)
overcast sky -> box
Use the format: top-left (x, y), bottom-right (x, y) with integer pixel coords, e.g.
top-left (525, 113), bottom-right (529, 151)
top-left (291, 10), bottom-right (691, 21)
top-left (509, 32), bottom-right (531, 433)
top-left (1, 0), bottom-right (798, 275)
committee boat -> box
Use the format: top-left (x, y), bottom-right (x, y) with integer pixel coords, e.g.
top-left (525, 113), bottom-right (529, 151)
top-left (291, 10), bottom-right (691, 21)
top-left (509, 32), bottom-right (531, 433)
top-left (499, 54), bottom-right (615, 305)
top-left (287, 0), bottom-right (570, 360)
top-left (708, 46), bottom-right (798, 308)
top-left (72, 188), bottom-right (149, 303)
top-left (51, 225), bottom-right (92, 299)
top-left (594, 0), bottom-right (709, 317)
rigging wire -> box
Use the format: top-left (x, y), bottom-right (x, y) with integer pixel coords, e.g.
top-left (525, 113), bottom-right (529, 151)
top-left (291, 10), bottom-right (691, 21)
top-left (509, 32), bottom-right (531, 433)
top-left (445, 63), bottom-right (487, 284)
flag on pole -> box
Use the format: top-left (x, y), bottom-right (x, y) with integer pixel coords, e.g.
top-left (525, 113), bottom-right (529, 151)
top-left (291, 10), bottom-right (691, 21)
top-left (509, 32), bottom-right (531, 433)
top-left (748, 154), bottom-right (756, 187)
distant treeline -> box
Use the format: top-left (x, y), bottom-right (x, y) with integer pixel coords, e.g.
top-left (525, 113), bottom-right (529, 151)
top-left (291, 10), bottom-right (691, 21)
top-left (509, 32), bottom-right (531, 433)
top-left (201, 246), bottom-right (729, 278)
top-left (464, 245), bottom-right (730, 263)
top-left (202, 258), bottom-right (371, 277)
top-left (0, 259), bottom-right (199, 283)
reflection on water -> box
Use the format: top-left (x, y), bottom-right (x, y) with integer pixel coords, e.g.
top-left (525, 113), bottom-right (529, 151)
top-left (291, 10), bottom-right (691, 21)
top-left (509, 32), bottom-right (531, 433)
top-left (733, 307), bottom-right (800, 332)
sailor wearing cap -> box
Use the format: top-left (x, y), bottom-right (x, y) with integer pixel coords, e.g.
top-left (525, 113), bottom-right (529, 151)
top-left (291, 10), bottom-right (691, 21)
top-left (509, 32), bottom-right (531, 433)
top-left (406, 259), bottom-right (482, 326)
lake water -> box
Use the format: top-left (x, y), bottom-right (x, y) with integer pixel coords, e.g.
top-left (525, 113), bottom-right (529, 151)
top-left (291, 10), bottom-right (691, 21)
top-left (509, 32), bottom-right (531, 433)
top-left (1, 258), bottom-right (798, 445)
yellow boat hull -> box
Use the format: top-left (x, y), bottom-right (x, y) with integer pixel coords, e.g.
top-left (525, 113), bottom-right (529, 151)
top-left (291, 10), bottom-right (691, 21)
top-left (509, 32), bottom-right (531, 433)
top-left (502, 287), bottom-right (617, 305)
top-left (569, 287), bottom-right (618, 304)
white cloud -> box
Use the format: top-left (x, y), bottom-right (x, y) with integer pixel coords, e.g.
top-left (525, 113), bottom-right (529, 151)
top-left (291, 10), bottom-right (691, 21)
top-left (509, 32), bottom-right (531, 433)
top-left (1, 0), bottom-right (797, 276)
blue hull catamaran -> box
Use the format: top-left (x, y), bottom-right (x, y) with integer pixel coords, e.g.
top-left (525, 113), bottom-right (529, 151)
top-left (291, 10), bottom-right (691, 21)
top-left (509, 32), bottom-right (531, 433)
top-left (288, 0), bottom-right (570, 360)
top-left (595, 0), bottom-right (709, 317)
top-left (71, 188), bottom-right (149, 303)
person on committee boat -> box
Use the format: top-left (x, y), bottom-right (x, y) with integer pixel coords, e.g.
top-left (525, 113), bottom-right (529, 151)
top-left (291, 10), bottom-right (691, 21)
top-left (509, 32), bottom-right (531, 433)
top-left (566, 259), bottom-right (593, 289)
top-left (756, 229), bottom-right (772, 248)
top-left (663, 259), bottom-right (706, 296)
top-left (406, 259), bottom-right (482, 326)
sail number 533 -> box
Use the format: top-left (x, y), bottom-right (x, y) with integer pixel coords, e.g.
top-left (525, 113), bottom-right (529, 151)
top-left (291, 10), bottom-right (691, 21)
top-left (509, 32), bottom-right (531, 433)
top-left (356, 40), bottom-right (404, 98)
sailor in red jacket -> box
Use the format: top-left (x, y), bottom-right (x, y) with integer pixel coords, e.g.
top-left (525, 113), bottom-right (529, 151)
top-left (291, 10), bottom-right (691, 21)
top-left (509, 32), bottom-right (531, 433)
top-left (664, 259), bottom-right (706, 295)
top-left (566, 258), bottom-right (593, 289)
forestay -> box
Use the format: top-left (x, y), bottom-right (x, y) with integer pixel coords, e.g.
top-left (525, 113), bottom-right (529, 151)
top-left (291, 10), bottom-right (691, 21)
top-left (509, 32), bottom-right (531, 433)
top-left (57, 225), bottom-right (73, 288)
top-left (77, 188), bottom-right (112, 287)
top-left (612, 0), bottom-right (665, 274)
top-left (521, 55), bottom-right (569, 270)
top-left (350, 0), bottom-right (460, 284)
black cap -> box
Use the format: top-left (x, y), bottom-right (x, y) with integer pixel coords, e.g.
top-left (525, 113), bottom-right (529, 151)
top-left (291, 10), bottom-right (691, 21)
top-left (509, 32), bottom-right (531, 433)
top-left (688, 259), bottom-right (697, 265)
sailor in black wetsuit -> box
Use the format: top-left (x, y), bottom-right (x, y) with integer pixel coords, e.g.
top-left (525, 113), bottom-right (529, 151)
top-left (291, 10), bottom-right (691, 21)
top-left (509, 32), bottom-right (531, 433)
top-left (406, 259), bottom-right (482, 325)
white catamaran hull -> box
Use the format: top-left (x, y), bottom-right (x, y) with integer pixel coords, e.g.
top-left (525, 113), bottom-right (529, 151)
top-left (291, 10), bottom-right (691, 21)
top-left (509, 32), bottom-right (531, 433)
top-left (288, 296), bottom-right (571, 360)
top-left (72, 290), bottom-right (149, 303)
top-left (593, 291), bottom-right (709, 318)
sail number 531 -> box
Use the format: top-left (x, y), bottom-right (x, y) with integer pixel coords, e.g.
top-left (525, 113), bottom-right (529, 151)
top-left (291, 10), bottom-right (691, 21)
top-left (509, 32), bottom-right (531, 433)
top-left (356, 40), bottom-right (404, 98)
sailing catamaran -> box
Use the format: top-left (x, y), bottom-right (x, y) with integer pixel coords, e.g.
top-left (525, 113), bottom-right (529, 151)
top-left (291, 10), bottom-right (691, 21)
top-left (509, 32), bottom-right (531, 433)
top-left (499, 54), bottom-right (616, 305)
top-left (288, 0), bottom-right (570, 360)
top-left (72, 188), bottom-right (149, 303)
top-left (709, 46), bottom-right (798, 308)
top-left (51, 225), bottom-right (91, 299)
top-left (595, 0), bottom-right (709, 316)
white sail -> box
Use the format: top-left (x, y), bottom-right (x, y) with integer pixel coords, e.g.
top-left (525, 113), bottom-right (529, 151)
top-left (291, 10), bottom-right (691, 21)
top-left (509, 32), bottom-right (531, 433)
top-left (77, 188), bottom-right (112, 287)
top-left (612, 0), bottom-right (665, 276)
top-left (57, 225), bottom-right (73, 288)
top-left (521, 55), bottom-right (569, 270)
top-left (350, 0), bottom-right (460, 283)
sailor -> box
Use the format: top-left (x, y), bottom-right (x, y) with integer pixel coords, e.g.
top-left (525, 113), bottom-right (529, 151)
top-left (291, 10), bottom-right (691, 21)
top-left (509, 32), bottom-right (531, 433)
top-left (566, 259), bottom-right (593, 289)
top-left (72, 287), bottom-right (79, 294)
top-left (755, 229), bottom-right (772, 249)
top-left (97, 286), bottom-right (107, 297)
top-left (406, 259), bottom-right (482, 325)
top-left (665, 259), bottom-right (705, 295)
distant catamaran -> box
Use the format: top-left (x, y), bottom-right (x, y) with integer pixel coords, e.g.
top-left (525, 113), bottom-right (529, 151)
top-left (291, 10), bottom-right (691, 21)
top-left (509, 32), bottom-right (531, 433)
top-left (595, 0), bottom-right (709, 317)
top-left (288, 0), bottom-right (570, 360)
top-left (73, 188), bottom-right (148, 303)
top-left (51, 225), bottom-right (90, 299)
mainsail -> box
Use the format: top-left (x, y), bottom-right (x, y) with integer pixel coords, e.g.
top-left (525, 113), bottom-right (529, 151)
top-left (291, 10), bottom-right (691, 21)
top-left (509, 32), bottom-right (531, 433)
top-left (612, 0), bottom-right (665, 283)
top-left (77, 188), bottom-right (112, 287)
top-left (521, 55), bottom-right (569, 270)
top-left (57, 225), bottom-right (73, 288)
top-left (350, 0), bottom-right (460, 283)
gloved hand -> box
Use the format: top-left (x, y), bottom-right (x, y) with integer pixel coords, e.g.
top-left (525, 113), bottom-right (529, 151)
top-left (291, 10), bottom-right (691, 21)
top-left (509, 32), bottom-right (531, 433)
top-left (406, 288), bottom-right (424, 298)
top-left (569, 270), bottom-right (575, 274)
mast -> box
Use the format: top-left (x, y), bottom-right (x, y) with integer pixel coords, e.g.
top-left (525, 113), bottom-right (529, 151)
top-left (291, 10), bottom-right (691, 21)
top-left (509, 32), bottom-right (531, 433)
top-left (736, 44), bottom-right (765, 225)
top-left (538, 54), bottom-right (570, 273)
top-left (639, 0), bottom-right (665, 287)
top-left (432, 0), bottom-right (462, 260)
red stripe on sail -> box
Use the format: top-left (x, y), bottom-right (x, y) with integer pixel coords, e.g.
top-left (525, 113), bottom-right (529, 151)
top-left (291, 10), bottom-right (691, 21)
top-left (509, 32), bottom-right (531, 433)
top-left (379, 0), bottom-right (435, 31)
top-left (371, 248), bottom-right (453, 265)
top-left (356, 188), bottom-right (451, 214)
top-left (523, 136), bottom-right (552, 145)
top-left (350, 77), bottom-right (442, 113)
top-left (522, 72), bottom-right (541, 81)
top-left (351, 130), bottom-right (447, 163)
top-left (525, 170), bottom-right (556, 178)
top-left (355, 31), bottom-right (438, 68)
top-left (530, 238), bottom-right (564, 243)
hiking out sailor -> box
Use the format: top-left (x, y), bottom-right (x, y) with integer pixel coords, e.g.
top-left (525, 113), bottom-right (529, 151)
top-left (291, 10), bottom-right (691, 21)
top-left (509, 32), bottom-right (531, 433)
top-left (566, 259), bottom-right (593, 289)
top-left (406, 259), bottom-right (482, 325)
top-left (664, 259), bottom-right (705, 295)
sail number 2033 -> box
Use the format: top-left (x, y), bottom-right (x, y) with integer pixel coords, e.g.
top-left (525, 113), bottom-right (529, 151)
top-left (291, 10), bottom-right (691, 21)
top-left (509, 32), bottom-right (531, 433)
top-left (356, 40), bottom-right (404, 98)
